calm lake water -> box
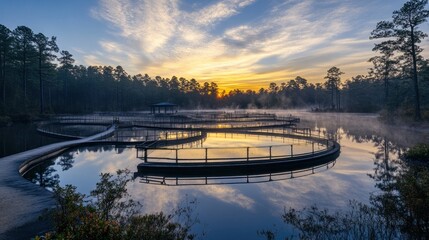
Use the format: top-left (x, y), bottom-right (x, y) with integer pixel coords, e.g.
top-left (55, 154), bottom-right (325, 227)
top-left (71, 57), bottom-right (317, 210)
top-left (0, 123), bottom-right (107, 158)
top-left (0, 123), bottom-right (60, 158)
top-left (19, 111), bottom-right (429, 239)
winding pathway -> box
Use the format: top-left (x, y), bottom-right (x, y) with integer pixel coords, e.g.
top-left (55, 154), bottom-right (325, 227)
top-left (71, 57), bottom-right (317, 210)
top-left (0, 125), bottom-right (115, 239)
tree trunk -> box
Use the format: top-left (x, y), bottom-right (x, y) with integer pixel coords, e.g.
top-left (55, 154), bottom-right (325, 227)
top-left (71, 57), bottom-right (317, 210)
top-left (63, 73), bottom-right (67, 113)
top-left (116, 80), bottom-right (119, 112)
top-left (383, 64), bottom-right (389, 108)
top-left (23, 45), bottom-right (27, 110)
top-left (39, 51), bottom-right (44, 114)
top-left (337, 88), bottom-right (341, 111)
top-left (410, 27), bottom-right (421, 120)
top-left (48, 86), bottom-right (52, 113)
top-left (0, 48), bottom-right (5, 113)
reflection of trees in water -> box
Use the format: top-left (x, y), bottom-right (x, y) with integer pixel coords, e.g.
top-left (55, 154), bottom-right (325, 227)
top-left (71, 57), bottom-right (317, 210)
top-left (368, 137), bottom-right (401, 238)
top-left (74, 145), bottom-right (115, 154)
top-left (26, 160), bottom-right (59, 189)
top-left (58, 152), bottom-right (74, 171)
top-left (370, 155), bottom-right (429, 239)
top-left (370, 136), bottom-right (402, 192)
top-left (26, 145), bottom-right (119, 186)
top-left (281, 135), bottom-right (429, 239)
top-left (115, 146), bottom-right (125, 154)
top-left (396, 162), bottom-right (429, 238)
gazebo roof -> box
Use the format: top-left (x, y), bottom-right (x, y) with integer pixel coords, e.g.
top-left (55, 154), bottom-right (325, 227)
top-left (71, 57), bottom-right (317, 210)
top-left (151, 102), bottom-right (177, 107)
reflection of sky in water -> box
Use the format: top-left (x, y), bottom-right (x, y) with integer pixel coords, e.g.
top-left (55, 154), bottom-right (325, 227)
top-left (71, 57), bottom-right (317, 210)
top-left (148, 133), bottom-right (322, 161)
top-left (24, 112), bottom-right (427, 240)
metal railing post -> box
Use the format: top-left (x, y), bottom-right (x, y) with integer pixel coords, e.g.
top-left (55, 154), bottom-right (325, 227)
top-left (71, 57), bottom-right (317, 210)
top-left (175, 149), bottom-right (178, 164)
top-left (291, 145), bottom-right (293, 157)
top-left (144, 148), bottom-right (148, 163)
top-left (205, 148), bottom-right (208, 163)
top-left (312, 142), bottom-right (314, 154)
top-left (269, 146), bottom-right (272, 160)
top-left (247, 147), bottom-right (249, 161)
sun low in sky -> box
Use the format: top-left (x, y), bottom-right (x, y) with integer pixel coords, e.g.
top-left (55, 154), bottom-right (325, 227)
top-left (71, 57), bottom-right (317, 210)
top-left (1, 0), bottom-right (428, 91)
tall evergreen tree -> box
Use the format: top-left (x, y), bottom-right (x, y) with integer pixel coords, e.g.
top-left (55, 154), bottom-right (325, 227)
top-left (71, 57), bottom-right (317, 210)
top-left (33, 33), bottom-right (58, 113)
top-left (370, 0), bottom-right (429, 120)
top-left (324, 66), bottom-right (343, 110)
top-left (58, 50), bottom-right (75, 111)
top-left (114, 66), bottom-right (129, 111)
top-left (0, 25), bottom-right (12, 113)
top-left (369, 40), bottom-right (399, 107)
top-left (13, 26), bottom-right (34, 110)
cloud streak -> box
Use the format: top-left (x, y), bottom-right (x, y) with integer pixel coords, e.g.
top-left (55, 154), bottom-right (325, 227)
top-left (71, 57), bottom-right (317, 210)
top-left (89, 0), bottom-right (389, 91)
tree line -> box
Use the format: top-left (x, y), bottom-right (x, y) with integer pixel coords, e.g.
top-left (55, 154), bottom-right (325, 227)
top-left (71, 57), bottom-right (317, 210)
top-left (1, 0), bottom-right (428, 119)
top-left (0, 24), bottom-right (219, 114)
top-left (223, 0), bottom-right (429, 120)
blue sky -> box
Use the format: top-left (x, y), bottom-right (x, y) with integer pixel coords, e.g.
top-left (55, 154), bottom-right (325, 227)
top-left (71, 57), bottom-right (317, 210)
top-left (1, 0), bottom-right (428, 91)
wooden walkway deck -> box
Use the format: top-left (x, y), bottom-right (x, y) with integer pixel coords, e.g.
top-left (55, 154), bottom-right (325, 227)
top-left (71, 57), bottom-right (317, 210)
top-left (137, 141), bottom-right (340, 177)
top-left (0, 126), bottom-right (115, 239)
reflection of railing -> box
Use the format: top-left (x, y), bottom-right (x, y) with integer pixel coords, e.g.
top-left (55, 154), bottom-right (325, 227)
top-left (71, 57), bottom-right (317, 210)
top-left (292, 127), bottom-right (312, 136)
top-left (187, 111), bottom-right (276, 118)
top-left (105, 130), bottom-right (203, 143)
top-left (250, 127), bottom-right (321, 137)
top-left (136, 160), bottom-right (336, 186)
top-left (133, 120), bottom-right (297, 130)
top-left (137, 139), bottom-right (333, 164)
top-left (54, 116), bottom-right (116, 125)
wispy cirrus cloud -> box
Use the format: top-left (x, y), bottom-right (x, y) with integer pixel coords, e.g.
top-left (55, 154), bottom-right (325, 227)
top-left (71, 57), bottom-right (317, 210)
top-left (88, 0), bottom-right (380, 90)
top-left (190, 0), bottom-right (256, 26)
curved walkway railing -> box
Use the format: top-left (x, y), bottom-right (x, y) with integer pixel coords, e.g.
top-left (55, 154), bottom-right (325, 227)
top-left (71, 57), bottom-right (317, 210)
top-left (133, 120), bottom-right (297, 130)
top-left (47, 113), bottom-right (300, 131)
top-left (114, 130), bottom-right (203, 142)
top-left (137, 138), bottom-right (334, 164)
top-left (40, 118), bottom-right (300, 137)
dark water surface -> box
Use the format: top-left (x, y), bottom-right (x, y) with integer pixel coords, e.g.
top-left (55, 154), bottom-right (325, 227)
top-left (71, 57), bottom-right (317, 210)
top-left (0, 123), bottom-right (107, 158)
top-left (0, 123), bottom-right (60, 158)
top-left (19, 112), bottom-right (429, 239)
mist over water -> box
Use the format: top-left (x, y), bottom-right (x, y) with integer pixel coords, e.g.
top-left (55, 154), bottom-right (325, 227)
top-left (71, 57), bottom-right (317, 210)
top-left (22, 112), bottom-right (429, 239)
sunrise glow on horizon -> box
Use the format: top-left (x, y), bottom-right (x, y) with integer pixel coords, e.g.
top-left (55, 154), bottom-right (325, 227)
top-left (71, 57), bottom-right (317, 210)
top-left (2, 0), bottom-right (429, 92)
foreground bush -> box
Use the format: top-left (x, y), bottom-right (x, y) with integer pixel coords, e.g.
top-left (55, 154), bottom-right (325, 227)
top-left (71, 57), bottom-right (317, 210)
top-left (36, 170), bottom-right (196, 240)
top-left (404, 143), bottom-right (429, 162)
top-left (275, 144), bottom-right (429, 240)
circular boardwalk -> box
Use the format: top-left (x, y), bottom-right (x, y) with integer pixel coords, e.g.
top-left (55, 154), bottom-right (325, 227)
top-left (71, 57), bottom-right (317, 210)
top-left (136, 135), bottom-right (340, 178)
top-left (1, 111), bottom-right (341, 238)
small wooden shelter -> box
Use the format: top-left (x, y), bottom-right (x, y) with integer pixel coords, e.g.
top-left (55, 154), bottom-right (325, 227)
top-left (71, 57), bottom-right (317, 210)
top-left (150, 102), bottom-right (178, 114)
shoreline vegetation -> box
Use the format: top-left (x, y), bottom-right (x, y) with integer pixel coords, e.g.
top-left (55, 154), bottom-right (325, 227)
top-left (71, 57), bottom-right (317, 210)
top-left (256, 143), bottom-right (429, 240)
top-left (1, 1), bottom-right (429, 123)
top-left (35, 170), bottom-right (200, 240)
